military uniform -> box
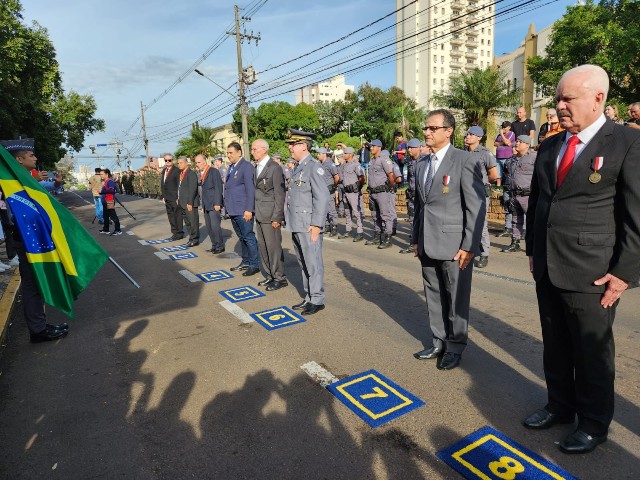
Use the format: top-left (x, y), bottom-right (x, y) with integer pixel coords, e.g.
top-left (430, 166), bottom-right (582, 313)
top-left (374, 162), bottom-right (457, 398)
top-left (336, 158), bottom-right (346, 217)
top-left (468, 144), bottom-right (497, 263)
top-left (366, 150), bottom-right (395, 247)
top-left (319, 156), bottom-right (339, 235)
top-left (503, 149), bottom-right (536, 251)
top-left (339, 157), bottom-right (365, 239)
top-left (287, 152), bottom-right (329, 307)
top-left (389, 156), bottom-right (402, 235)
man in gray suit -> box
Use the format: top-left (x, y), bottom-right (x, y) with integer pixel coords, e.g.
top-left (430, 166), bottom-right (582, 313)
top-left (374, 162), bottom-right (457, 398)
top-left (286, 130), bottom-right (330, 315)
top-left (177, 156), bottom-right (200, 247)
top-left (411, 109), bottom-right (486, 370)
top-left (252, 139), bottom-right (288, 291)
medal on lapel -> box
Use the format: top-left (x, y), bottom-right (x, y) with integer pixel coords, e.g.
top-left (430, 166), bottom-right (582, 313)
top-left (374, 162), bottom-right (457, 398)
top-left (295, 173), bottom-right (303, 187)
top-left (442, 176), bottom-right (450, 194)
top-left (589, 156), bottom-right (603, 183)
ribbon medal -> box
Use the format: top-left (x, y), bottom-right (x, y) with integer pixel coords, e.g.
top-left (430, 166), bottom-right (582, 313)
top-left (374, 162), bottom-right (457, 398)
top-left (589, 156), bottom-right (603, 183)
top-left (442, 176), bottom-right (450, 194)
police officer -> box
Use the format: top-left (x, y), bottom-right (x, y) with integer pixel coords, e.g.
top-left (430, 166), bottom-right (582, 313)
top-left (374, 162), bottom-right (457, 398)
top-left (399, 138), bottom-right (423, 254)
top-left (286, 130), bottom-right (329, 315)
top-left (365, 140), bottom-right (396, 248)
top-left (317, 147), bottom-right (339, 236)
top-left (335, 151), bottom-right (346, 218)
top-left (464, 126), bottom-right (498, 268)
top-left (501, 135), bottom-right (536, 253)
top-left (337, 147), bottom-right (365, 241)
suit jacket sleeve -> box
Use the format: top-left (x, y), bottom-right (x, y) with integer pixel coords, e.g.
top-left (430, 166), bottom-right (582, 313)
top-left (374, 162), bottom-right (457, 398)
top-left (460, 153), bottom-right (486, 253)
top-left (212, 168), bottom-right (223, 207)
top-left (242, 162), bottom-right (256, 213)
top-left (310, 163), bottom-right (330, 227)
top-left (270, 162), bottom-right (286, 223)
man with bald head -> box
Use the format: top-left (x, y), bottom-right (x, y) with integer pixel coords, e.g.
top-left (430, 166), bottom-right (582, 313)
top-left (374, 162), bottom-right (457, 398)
top-left (524, 65), bottom-right (640, 454)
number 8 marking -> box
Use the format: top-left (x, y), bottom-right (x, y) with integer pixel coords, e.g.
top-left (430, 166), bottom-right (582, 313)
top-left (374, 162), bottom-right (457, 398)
top-left (488, 456), bottom-right (525, 479)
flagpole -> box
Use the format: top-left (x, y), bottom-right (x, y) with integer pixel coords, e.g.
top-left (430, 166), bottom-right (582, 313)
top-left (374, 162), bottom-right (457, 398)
top-left (109, 257), bottom-right (140, 288)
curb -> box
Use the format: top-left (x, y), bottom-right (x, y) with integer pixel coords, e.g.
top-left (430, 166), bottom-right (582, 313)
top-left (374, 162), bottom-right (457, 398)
top-left (0, 270), bottom-right (21, 347)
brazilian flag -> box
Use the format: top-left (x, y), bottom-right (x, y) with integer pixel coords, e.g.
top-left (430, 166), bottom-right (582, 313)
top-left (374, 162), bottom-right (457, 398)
top-left (0, 146), bottom-right (109, 317)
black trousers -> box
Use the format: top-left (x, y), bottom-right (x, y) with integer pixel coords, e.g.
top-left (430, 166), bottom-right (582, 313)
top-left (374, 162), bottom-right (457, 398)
top-left (102, 203), bottom-right (120, 232)
top-left (165, 199), bottom-right (183, 236)
top-left (536, 270), bottom-right (616, 436)
top-left (16, 242), bottom-right (47, 334)
top-left (181, 206), bottom-right (200, 243)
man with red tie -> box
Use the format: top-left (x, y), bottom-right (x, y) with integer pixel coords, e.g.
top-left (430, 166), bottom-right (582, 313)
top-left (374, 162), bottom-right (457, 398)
top-left (524, 65), bottom-right (640, 453)
top-left (160, 153), bottom-right (183, 240)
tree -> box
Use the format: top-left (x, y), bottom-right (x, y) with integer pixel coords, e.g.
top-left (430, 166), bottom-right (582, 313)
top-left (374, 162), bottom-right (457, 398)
top-left (345, 84), bottom-right (426, 148)
top-left (314, 100), bottom-right (346, 137)
top-left (527, 0), bottom-right (640, 104)
top-left (175, 126), bottom-right (219, 158)
top-left (0, 0), bottom-right (105, 166)
top-left (431, 67), bottom-right (522, 134)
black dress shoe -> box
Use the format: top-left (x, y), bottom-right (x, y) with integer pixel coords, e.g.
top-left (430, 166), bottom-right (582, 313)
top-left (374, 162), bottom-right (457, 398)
top-left (212, 247), bottom-right (225, 254)
top-left (522, 409), bottom-right (575, 430)
top-left (437, 352), bottom-right (461, 370)
top-left (206, 248), bottom-right (214, 252)
top-left (399, 247), bottom-right (413, 254)
top-left (30, 325), bottom-right (69, 343)
top-left (558, 430), bottom-right (606, 454)
top-left (292, 300), bottom-right (309, 310)
top-left (413, 346), bottom-right (442, 360)
top-left (242, 267), bottom-right (260, 276)
top-left (172, 234), bottom-right (185, 241)
top-left (266, 280), bottom-right (288, 291)
top-left (47, 323), bottom-right (69, 331)
top-left (301, 303), bottom-right (325, 315)
top-left (186, 241), bottom-right (199, 247)
top-left (258, 278), bottom-right (273, 286)
top-left (230, 263), bottom-right (249, 272)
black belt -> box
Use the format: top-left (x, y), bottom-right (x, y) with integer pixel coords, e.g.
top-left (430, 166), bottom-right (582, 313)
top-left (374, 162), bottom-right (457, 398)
top-left (368, 184), bottom-right (390, 194)
top-left (344, 183), bottom-right (360, 193)
top-left (327, 184), bottom-right (337, 194)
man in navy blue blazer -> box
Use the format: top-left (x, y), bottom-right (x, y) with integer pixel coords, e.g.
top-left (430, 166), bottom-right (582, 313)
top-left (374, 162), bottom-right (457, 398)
top-left (223, 142), bottom-right (260, 276)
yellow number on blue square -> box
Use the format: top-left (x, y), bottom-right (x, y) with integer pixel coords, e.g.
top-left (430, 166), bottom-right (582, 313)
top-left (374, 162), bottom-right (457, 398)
top-left (161, 244), bottom-right (188, 253)
top-left (437, 426), bottom-right (578, 480)
top-left (251, 306), bottom-right (305, 330)
top-left (197, 270), bottom-right (233, 283)
top-left (219, 286), bottom-right (265, 303)
top-left (327, 370), bottom-right (425, 427)
top-left (169, 252), bottom-right (197, 261)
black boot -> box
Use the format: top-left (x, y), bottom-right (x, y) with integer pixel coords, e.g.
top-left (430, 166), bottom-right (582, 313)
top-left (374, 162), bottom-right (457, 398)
top-left (353, 233), bottom-right (364, 242)
top-left (475, 255), bottom-right (489, 268)
top-left (496, 228), bottom-right (512, 238)
top-left (378, 233), bottom-right (392, 249)
top-left (365, 234), bottom-right (381, 246)
top-left (330, 225), bottom-right (338, 237)
top-left (501, 239), bottom-right (521, 253)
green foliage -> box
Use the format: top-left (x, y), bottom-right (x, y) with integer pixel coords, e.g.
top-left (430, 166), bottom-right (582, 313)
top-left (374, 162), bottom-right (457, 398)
top-left (0, 0), bottom-right (104, 167)
top-left (431, 67), bottom-right (522, 133)
top-left (527, 0), bottom-right (640, 104)
top-left (315, 100), bottom-right (346, 136)
top-left (175, 126), bottom-right (220, 158)
top-left (323, 132), bottom-right (361, 150)
top-left (54, 155), bottom-right (76, 184)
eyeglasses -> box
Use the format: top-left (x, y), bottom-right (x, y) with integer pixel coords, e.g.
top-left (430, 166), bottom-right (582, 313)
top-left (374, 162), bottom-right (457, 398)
top-left (422, 125), bottom-right (450, 132)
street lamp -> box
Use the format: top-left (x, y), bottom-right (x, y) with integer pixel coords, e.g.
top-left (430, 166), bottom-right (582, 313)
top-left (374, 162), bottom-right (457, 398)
top-left (194, 69), bottom-right (237, 101)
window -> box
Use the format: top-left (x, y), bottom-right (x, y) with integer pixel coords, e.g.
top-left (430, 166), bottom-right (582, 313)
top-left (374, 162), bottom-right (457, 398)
top-left (441, 67), bottom-right (444, 73)
top-left (481, 39), bottom-right (484, 45)
top-left (441, 79), bottom-right (444, 86)
top-left (433, 67), bottom-right (437, 74)
top-left (441, 44), bottom-right (444, 50)
top-left (488, 29), bottom-right (491, 35)
top-left (441, 56), bottom-right (445, 62)
top-left (488, 39), bottom-right (491, 46)
top-left (433, 54), bottom-right (437, 62)
top-left (442, 7), bottom-right (445, 14)
top-left (433, 78), bottom-right (437, 85)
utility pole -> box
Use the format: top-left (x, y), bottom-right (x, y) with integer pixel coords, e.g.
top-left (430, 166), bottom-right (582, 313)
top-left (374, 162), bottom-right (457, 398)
top-left (140, 101), bottom-right (150, 167)
top-left (228, 5), bottom-right (260, 157)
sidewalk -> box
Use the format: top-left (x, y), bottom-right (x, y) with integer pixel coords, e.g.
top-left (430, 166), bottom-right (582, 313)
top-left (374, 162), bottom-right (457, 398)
top-left (0, 245), bottom-right (20, 348)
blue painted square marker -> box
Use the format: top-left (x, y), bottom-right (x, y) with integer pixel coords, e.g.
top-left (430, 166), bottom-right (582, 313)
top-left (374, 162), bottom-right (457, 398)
top-left (436, 426), bottom-right (578, 480)
top-left (169, 252), bottom-right (198, 261)
top-left (250, 306), bottom-right (305, 331)
top-left (161, 244), bottom-right (189, 252)
top-left (219, 285), bottom-right (265, 303)
top-left (197, 270), bottom-right (233, 283)
top-left (327, 369), bottom-right (425, 428)
top-left (146, 238), bottom-right (172, 244)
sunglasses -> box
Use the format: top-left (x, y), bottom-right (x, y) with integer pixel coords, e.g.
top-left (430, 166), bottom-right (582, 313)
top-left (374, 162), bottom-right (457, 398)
top-left (422, 125), bottom-right (450, 132)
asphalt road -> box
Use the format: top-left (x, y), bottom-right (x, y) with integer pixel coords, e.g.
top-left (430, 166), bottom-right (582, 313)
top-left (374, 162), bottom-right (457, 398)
top-left (0, 190), bottom-right (638, 479)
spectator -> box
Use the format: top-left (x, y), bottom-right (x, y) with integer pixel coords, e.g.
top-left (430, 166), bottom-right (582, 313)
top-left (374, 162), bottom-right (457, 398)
top-left (494, 121), bottom-right (515, 185)
top-left (604, 104), bottom-right (624, 125)
top-left (624, 102), bottom-right (640, 130)
top-left (88, 167), bottom-right (104, 224)
top-left (540, 110), bottom-right (564, 143)
top-left (512, 106), bottom-right (536, 141)
top-left (99, 169), bottom-right (122, 236)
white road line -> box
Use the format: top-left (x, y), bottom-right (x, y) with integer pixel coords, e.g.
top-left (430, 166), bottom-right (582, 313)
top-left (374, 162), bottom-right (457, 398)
top-left (323, 237), bottom-right (340, 243)
top-left (179, 270), bottom-right (200, 283)
top-left (219, 300), bottom-right (254, 324)
top-left (68, 190), bottom-right (92, 205)
top-left (300, 361), bottom-right (339, 387)
top-left (126, 231), bottom-right (135, 236)
top-left (154, 252), bottom-right (169, 260)
top-left (138, 240), bottom-right (148, 245)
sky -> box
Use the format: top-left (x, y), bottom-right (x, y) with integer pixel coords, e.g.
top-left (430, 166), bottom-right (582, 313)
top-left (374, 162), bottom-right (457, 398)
top-left (19, 0), bottom-right (576, 171)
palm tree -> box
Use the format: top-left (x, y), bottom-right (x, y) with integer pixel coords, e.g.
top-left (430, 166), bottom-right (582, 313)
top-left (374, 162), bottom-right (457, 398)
top-left (431, 67), bottom-right (522, 133)
top-left (175, 126), bottom-right (218, 158)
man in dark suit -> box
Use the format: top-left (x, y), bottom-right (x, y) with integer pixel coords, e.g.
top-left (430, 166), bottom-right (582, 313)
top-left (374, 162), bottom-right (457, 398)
top-left (410, 109), bottom-right (486, 371)
top-left (224, 141), bottom-right (260, 276)
top-left (195, 154), bottom-right (224, 254)
top-left (160, 153), bottom-right (184, 240)
top-left (251, 139), bottom-right (287, 290)
top-left (524, 65), bottom-right (640, 454)
top-left (176, 156), bottom-right (200, 247)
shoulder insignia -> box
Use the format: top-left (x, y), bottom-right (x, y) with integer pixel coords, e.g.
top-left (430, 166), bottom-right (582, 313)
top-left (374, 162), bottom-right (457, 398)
top-left (317, 167), bottom-right (325, 175)
top-left (386, 160), bottom-right (393, 165)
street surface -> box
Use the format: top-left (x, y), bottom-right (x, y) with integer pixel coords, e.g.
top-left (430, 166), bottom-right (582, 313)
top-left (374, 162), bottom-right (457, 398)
top-left (1, 190), bottom-right (638, 479)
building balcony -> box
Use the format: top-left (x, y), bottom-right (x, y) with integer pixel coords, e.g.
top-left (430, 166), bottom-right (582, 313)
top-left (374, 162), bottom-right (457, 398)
top-left (450, 59), bottom-right (464, 68)
top-left (465, 39), bottom-right (478, 48)
top-left (465, 51), bottom-right (478, 60)
top-left (451, 36), bottom-right (464, 46)
top-left (452, 0), bottom-right (466, 9)
top-left (451, 22), bottom-right (463, 30)
top-left (465, 63), bottom-right (478, 71)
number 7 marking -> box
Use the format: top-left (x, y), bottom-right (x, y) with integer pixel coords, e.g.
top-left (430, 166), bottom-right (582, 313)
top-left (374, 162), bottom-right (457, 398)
top-left (360, 386), bottom-right (389, 400)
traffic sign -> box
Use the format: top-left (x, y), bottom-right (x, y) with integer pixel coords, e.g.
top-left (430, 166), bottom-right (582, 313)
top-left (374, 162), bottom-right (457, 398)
top-left (437, 426), bottom-right (578, 480)
top-left (327, 369), bottom-right (425, 428)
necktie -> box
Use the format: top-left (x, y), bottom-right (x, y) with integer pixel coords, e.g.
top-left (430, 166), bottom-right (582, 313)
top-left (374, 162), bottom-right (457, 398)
top-left (423, 155), bottom-right (434, 195)
top-left (557, 135), bottom-right (580, 187)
